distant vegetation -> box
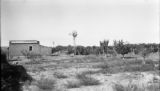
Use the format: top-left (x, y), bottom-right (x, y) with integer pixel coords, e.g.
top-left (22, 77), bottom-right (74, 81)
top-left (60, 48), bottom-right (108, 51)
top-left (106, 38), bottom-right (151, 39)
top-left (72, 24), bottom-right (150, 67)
top-left (52, 40), bottom-right (159, 58)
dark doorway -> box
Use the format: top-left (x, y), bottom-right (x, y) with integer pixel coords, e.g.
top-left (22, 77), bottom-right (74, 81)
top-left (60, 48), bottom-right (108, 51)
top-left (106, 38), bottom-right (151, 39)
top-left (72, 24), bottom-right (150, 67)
top-left (29, 46), bottom-right (32, 51)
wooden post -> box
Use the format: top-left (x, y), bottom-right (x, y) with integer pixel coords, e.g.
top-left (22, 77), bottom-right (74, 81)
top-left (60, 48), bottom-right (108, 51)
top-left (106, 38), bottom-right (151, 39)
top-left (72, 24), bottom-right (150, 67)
top-left (73, 37), bottom-right (76, 55)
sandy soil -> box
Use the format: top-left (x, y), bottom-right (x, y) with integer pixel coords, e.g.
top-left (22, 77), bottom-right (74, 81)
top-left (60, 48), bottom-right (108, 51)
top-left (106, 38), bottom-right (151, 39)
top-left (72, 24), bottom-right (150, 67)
top-left (21, 55), bottom-right (160, 91)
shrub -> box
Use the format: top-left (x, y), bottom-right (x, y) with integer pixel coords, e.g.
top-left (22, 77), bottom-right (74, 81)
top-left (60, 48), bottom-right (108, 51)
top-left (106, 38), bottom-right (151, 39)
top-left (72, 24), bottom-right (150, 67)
top-left (21, 50), bottom-right (42, 60)
top-left (53, 72), bottom-right (67, 79)
top-left (36, 78), bottom-right (56, 91)
top-left (125, 60), bottom-right (143, 65)
top-left (98, 63), bottom-right (110, 70)
top-left (124, 65), bottom-right (141, 72)
top-left (94, 60), bottom-right (126, 74)
top-left (65, 80), bottom-right (81, 88)
top-left (145, 60), bottom-right (155, 65)
top-left (147, 83), bottom-right (160, 91)
top-left (82, 70), bottom-right (99, 75)
top-left (95, 62), bottom-right (113, 73)
top-left (109, 60), bottom-right (125, 67)
top-left (124, 64), bottom-right (155, 72)
top-left (113, 83), bottom-right (160, 91)
top-left (140, 48), bottom-right (151, 62)
top-left (140, 64), bottom-right (154, 71)
top-left (113, 83), bottom-right (142, 91)
top-left (76, 73), bottom-right (101, 86)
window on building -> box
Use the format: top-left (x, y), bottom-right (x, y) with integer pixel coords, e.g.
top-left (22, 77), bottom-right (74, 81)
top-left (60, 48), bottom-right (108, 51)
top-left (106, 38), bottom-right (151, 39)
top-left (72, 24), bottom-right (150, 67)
top-left (29, 46), bottom-right (32, 51)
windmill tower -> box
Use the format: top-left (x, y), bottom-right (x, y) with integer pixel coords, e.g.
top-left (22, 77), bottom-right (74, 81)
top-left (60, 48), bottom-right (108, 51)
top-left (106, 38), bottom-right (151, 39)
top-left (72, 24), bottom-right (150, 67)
top-left (52, 41), bottom-right (55, 48)
top-left (69, 31), bottom-right (78, 55)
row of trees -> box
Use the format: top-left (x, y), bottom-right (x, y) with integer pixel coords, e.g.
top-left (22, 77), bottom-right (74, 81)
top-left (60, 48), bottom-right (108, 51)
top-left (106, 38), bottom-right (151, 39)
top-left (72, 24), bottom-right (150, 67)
top-left (52, 40), bottom-right (159, 58)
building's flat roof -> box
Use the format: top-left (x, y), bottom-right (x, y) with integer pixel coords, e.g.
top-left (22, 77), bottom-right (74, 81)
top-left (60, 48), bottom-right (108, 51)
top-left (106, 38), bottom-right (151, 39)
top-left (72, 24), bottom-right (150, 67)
top-left (10, 40), bottom-right (39, 44)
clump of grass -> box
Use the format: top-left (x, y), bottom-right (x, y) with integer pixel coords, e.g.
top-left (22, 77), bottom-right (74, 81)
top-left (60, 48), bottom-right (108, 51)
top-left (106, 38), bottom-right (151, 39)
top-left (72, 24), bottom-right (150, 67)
top-left (124, 65), bottom-right (141, 72)
top-left (147, 83), bottom-right (160, 91)
top-left (113, 83), bottom-right (139, 91)
top-left (124, 64), bottom-right (155, 72)
top-left (96, 59), bottom-right (156, 74)
top-left (53, 72), bottom-right (68, 79)
top-left (36, 78), bottom-right (56, 91)
top-left (25, 60), bottom-right (41, 65)
top-left (145, 60), bottom-right (155, 65)
top-left (98, 63), bottom-right (110, 69)
top-left (76, 73), bottom-right (101, 86)
top-left (95, 62), bottom-right (119, 74)
top-left (65, 80), bottom-right (81, 88)
top-left (112, 83), bottom-right (160, 91)
top-left (96, 62), bottom-right (110, 71)
top-left (82, 70), bottom-right (100, 75)
top-left (125, 60), bottom-right (143, 65)
top-left (140, 64), bottom-right (155, 71)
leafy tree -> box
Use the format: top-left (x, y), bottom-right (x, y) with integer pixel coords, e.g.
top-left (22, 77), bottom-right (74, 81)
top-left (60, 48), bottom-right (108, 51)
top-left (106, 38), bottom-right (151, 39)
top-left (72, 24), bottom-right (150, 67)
top-left (148, 43), bottom-right (159, 53)
top-left (92, 46), bottom-right (102, 55)
top-left (52, 45), bottom-right (66, 53)
top-left (113, 40), bottom-right (131, 59)
top-left (76, 46), bottom-right (85, 55)
top-left (67, 45), bottom-right (74, 54)
top-left (134, 43), bottom-right (159, 54)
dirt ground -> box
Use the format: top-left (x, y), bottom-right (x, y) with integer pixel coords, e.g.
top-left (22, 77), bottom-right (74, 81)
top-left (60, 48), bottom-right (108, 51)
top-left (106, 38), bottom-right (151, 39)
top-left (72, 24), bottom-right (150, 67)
top-left (17, 54), bottom-right (160, 91)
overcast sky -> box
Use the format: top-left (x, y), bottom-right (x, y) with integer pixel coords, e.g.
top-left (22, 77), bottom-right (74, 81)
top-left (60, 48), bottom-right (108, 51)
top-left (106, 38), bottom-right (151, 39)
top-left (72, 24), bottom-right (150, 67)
top-left (1, 0), bottom-right (159, 47)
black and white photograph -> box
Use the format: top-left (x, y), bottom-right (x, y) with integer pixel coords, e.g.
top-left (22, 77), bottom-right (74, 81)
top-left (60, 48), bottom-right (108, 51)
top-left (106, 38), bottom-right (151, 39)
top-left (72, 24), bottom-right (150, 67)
top-left (1, 0), bottom-right (160, 91)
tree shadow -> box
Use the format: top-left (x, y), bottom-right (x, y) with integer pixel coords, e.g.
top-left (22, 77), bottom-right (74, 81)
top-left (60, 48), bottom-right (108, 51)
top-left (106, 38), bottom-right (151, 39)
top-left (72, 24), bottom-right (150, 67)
top-left (1, 48), bottom-right (32, 91)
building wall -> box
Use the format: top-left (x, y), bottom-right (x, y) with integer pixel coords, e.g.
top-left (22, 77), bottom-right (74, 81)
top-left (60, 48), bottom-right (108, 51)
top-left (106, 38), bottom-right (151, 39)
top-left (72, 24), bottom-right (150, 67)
top-left (40, 45), bottom-right (52, 56)
top-left (9, 43), bottom-right (41, 58)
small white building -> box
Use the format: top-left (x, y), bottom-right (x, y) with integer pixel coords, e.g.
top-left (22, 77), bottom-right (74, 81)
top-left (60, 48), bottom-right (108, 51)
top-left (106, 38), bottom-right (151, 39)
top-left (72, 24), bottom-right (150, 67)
top-left (9, 40), bottom-right (52, 59)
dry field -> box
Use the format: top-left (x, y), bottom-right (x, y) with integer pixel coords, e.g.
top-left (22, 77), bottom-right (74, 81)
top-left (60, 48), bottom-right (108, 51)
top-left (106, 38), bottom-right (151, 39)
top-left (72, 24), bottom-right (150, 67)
top-left (16, 53), bottom-right (160, 91)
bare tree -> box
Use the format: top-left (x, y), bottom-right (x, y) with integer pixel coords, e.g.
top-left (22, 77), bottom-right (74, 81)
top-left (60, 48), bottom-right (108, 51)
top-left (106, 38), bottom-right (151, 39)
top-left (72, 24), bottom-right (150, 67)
top-left (100, 40), bottom-right (109, 57)
top-left (140, 48), bottom-right (150, 64)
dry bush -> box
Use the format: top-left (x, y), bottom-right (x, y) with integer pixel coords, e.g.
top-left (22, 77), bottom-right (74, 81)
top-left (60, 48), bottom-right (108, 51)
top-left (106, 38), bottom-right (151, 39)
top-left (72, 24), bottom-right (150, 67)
top-left (97, 63), bottom-right (110, 70)
top-left (65, 80), bottom-right (81, 88)
top-left (25, 60), bottom-right (41, 65)
top-left (105, 57), bottom-right (126, 67)
top-left (21, 50), bottom-right (42, 60)
top-left (125, 60), bottom-right (143, 65)
top-left (53, 72), bottom-right (68, 79)
top-left (145, 59), bottom-right (158, 66)
top-left (113, 83), bottom-right (160, 91)
top-left (124, 65), bottom-right (141, 72)
top-left (140, 64), bottom-right (155, 71)
top-left (76, 73), bottom-right (101, 86)
top-left (95, 58), bottom-right (156, 74)
top-left (95, 61), bottom-right (123, 74)
top-left (82, 70), bottom-right (100, 75)
top-left (147, 83), bottom-right (160, 91)
top-left (36, 78), bottom-right (56, 91)
top-left (124, 64), bottom-right (155, 72)
top-left (113, 83), bottom-right (141, 91)
top-left (95, 62), bottom-right (113, 74)
top-left (83, 55), bottom-right (106, 62)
